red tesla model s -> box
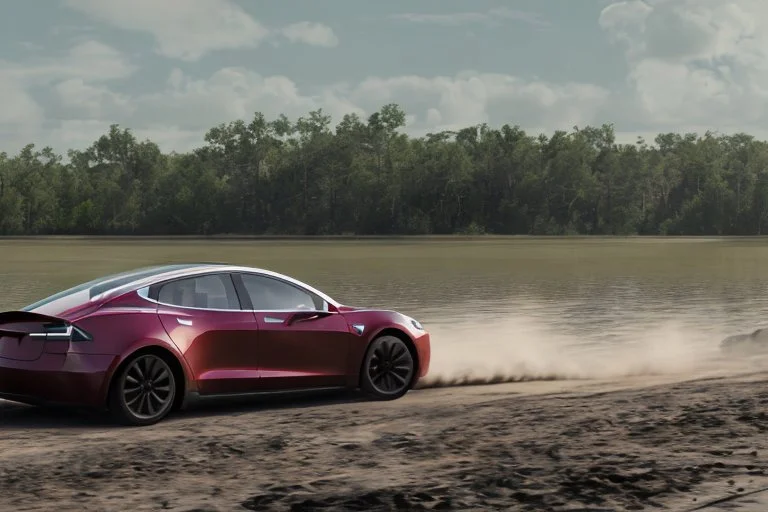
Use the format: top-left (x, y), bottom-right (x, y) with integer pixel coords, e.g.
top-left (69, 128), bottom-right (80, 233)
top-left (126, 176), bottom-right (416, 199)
top-left (0, 264), bottom-right (431, 426)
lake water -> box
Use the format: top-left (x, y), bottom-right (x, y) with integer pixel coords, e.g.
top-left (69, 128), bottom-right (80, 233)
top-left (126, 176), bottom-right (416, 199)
top-left (3, 237), bottom-right (768, 383)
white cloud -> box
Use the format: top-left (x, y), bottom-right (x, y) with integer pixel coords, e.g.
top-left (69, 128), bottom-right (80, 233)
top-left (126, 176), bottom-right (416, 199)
top-left (600, 0), bottom-right (768, 132)
top-left (6, 0), bottom-right (768, 159)
top-left (393, 8), bottom-right (549, 28)
top-left (23, 120), bottom-right (204, 159)
top-left (3, 40), bottom-right (135, 83)
top-left (0, 40), bottom-right (135, 152)
top-left (44, 119), bottom-right (116, 152)
top-left (0, 50), bottom-right (612, 154)
top-left (62, 0), bottom-right (339, 60)
top-left (280, 22), bottom-right (338, 48)
top-left (131, 125), bottom-right (207, 154)
top-left (0, 75), bottom-right (44, 143)
top-left (63, 0), bottom-right (270, 61)
top-left (347, 73), bottom-right (608, 134)
top-left (119, 69), bottom-right (607, 151)
top-left (54, 79), bottom-right (134, 119)
top-left (137, 68), bottom-right (364, 133)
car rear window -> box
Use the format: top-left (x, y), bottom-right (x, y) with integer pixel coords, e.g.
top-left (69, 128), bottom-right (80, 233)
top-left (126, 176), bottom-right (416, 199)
top-left (22, 264), bottom-right (201, 313)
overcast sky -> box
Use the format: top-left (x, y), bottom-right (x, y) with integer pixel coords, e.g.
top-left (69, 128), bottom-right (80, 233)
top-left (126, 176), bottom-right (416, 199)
top-left (1, 0), bottom-right (766, 154)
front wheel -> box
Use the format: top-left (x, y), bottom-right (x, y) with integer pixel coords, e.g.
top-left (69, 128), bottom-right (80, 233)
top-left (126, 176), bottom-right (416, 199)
top-left (108, 353), bottom-right (176, 426)
top-left (360, 335), bottom-right (415, 400)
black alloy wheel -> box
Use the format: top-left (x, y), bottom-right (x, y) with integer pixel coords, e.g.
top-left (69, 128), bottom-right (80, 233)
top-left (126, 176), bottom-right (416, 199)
top-left (361, 335), bottom-right (415, 399)
top-left (109, 353), bottom-right (176, 426)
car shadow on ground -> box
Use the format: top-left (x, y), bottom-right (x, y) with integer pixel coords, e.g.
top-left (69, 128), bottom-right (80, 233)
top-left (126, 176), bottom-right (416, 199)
top-left (176, 389), bottom-right (372, 420)
top-left (0, 389), bottom-right (373, 430)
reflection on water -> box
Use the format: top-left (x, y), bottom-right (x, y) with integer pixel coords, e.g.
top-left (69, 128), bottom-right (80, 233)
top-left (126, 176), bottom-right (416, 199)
top-left (3, 237), bottom-right (768, 381)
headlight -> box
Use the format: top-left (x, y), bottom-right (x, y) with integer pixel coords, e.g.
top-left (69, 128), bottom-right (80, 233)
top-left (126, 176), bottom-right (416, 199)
top-left (407, 317), bottom-right (424, 331)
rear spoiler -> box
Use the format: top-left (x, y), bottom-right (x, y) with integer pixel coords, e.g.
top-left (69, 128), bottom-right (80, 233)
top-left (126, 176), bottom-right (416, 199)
top-left (0, 328), bottom-right (28, 339)
top-left (0, 310), bottom-right (68, 323)
top-left (0, 311), bottom-right (88, 341)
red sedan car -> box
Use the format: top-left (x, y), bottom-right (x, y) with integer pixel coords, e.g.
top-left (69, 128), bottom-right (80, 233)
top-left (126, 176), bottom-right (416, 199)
top-left (0, 264), bottom-right (431, 426)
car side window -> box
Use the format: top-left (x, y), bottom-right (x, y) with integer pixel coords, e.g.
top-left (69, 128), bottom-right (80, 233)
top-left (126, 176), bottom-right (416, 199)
top-left (157, 274), bottom-right (241, 310)
top-left (240, 274), bottom-right (324, 311)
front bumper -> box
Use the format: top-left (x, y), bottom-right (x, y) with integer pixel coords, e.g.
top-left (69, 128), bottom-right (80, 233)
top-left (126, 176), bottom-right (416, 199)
top-left (0, 352), bottom-right (117, 407)
top-left (413, 331), bottom-right (431, 381)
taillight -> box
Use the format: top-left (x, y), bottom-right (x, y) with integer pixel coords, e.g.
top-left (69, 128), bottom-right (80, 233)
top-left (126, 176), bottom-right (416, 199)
top-left (29, 322), bottom-right (93, 342)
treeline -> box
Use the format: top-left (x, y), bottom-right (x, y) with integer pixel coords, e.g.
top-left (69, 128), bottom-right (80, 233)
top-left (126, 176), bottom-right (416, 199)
top-left (2, 104), bottom-right (768, 236)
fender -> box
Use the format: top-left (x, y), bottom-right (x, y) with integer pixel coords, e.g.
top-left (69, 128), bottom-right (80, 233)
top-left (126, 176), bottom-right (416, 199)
top-left (98, 338), bottom-right (196, 406)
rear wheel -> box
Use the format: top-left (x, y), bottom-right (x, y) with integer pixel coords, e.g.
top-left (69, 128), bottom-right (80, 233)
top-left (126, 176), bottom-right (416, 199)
top-left (108, 353), bottom-right (176, 426)
top-left (360, 335), bottom-right (415, 400)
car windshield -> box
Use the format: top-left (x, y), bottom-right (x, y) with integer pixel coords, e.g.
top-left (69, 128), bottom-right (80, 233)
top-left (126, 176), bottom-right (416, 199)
top-left (22, 264), bottom-right (201, 315)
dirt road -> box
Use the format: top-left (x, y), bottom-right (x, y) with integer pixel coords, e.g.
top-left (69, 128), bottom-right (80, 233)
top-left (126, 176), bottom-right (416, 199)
top-left (3, 373), bottom-right (768, 511)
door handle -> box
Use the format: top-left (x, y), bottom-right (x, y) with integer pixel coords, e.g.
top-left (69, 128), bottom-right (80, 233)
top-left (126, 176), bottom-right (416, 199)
top-left (264, 316), bottom-right (284, 324)
top-left (286, 310), bottom-right (334, 326)
top-left (177, 318), bottom-right (192, 326)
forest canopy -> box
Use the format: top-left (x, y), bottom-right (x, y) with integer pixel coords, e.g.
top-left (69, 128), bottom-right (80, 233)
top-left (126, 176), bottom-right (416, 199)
top-left (1, 104), bottom-right (767, 236)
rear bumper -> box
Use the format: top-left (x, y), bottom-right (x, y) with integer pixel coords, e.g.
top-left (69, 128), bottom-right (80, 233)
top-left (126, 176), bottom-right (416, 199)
top-left (0, 353), bottom-right (117, 408)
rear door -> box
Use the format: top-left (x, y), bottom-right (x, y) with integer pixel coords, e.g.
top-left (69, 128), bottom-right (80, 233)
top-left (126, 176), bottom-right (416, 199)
top-left (153, 272), bottom-right (260, 395)
top-left (234, 272), bottom-right (354, 391)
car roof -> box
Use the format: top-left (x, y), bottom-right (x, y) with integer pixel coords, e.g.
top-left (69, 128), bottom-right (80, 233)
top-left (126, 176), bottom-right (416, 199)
top-left (93, 263), bottom-right (339, 307)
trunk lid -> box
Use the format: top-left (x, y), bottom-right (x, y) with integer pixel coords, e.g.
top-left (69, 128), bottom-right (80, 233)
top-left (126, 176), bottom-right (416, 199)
top-left (0, 311), bottom-right (72, 362)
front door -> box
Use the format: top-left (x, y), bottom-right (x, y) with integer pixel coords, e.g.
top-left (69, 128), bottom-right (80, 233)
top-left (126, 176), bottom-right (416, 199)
top-left (154, 273), bottom-right (260, 395)
top-left (235, 272), bottom-right (354, 390)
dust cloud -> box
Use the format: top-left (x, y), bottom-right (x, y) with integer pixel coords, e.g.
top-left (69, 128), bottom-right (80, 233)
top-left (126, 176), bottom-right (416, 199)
top-left (416, 313), bottom-right (765, 389)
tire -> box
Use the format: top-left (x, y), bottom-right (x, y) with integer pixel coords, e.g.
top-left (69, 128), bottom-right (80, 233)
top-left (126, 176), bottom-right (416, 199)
top-left (108, 353), bottom-right (177, 426)
top-left (360, 335), bottom-right (415, 400)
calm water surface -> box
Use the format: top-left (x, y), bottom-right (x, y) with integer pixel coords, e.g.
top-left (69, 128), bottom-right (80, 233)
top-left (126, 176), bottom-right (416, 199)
top-left (3, 237), bottom-right (768, 378)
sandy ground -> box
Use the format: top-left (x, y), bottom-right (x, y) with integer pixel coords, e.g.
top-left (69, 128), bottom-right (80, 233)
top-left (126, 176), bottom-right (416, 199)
top-left (4, 372), bottom-right (768, 511)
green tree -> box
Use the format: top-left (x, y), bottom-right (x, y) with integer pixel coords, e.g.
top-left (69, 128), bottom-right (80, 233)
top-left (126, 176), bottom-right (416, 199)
top-left (3, 105), bottom-right (768, 237)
